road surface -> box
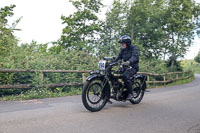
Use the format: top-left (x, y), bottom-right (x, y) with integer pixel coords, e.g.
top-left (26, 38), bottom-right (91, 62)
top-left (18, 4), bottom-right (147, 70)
top-left (0, 74), bottom-right (200, 133)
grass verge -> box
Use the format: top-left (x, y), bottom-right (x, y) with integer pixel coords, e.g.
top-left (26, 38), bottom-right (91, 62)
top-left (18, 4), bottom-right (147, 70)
top-left (147, 75), bottom-right (195, 89)
top-left (0, 87), bottom-right (82, 101)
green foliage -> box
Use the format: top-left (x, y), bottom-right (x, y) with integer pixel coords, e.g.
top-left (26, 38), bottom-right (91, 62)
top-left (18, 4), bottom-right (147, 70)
top-left (0, 87), bottom-right (82, 101)
top-left (161, 0), bottom-right (200, 71)
top-left (59, 0), bottom-right (200, 69)
top-left (98, 0), bottom-right (131, 56)
top-left (139, 58), bottom-right (168, 74)
top-left (59, 0), bottom-right (103, 51)
top-left (0, 5), bottom-right (18, 60)
top-left (126, 0), bottom-right (166, 58)
top-left (148, 74), bottom-right (194, 89)
top-left (166, 75), bottom-right (194, 87)
top-left (97, 0), bottom-right (200, 63)
top-left (0, 5), bottom-right (15, 23)
top-left (194, 51), bottom-right (200, 63)
top-left (166, 56), bottom-right (183, 72)
top-left (181, 60), bottom-right (200, 74)
top-left (0, 41), bottom-right (98, 97)
top-left (126, 0), bottom-right (200, 60)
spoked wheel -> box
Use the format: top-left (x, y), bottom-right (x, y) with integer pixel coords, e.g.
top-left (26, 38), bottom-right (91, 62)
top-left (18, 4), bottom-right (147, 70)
top-left (129, 78), bottom-right (145, 104)
top-left (82, 78), bottom-right (108, 112)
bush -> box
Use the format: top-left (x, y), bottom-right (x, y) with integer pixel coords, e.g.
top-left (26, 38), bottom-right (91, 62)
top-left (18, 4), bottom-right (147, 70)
top-left (139, 58), bottom-right (168, 74)
top-left (165, 56), bottom-right (183, 72)
top-left (0, 42), bottom-right (98, 96)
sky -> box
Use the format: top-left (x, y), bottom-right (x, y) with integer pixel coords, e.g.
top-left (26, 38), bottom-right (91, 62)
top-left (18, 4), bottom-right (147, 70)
top-left (0, 0), bottom-right (200, 60)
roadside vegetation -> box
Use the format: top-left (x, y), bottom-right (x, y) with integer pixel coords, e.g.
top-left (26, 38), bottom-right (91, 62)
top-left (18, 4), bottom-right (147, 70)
top-left (181, 60), bottom-right (200, 74)
top-left (0, 0), bottom-right (200, 100)
top-left (148, 74), bottom-right (195, 89)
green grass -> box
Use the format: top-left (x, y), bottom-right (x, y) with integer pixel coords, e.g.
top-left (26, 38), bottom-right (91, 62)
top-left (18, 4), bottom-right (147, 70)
top-left (0, 87), bottom-right (82, 101)
top-left (147, 74), bottom-right (194, 89)
top-left (165, 75), bottom-right (194, 87)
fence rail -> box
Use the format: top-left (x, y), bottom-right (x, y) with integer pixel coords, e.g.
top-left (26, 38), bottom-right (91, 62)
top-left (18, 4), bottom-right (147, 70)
top-left (0, 69), bottom-right (193, 89)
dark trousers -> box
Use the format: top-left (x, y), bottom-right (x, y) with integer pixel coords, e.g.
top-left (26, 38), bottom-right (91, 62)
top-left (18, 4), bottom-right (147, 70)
top-left (122, 68), bottom-right (137, 93)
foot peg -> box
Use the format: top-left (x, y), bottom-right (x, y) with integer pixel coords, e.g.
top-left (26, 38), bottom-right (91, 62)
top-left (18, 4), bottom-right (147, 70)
top-left (107, 99), bottom-right (113, 104)
top-left (126, 93), bottom-right (134, 100)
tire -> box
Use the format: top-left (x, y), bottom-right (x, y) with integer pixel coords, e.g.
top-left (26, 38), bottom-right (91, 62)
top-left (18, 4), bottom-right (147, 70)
top-left (82, 78), bottom-right (108, 112)
top-left (129, 78), bottom-right (145, 104)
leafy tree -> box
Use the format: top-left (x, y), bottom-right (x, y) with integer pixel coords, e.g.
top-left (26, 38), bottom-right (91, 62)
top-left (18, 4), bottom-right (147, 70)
top-left (59, 0), bottom-right (103, 51)
top-left (98, 0), bottom-right (131, 56)
top-left (125, 0), bottom-right (200, 70)
top-left (0, 5), bottom-right (22, 71)
top-left (194, 51), bottom-right (200, 63)
top-left (162, 0), bottom-right (200, 71)
top-left (0, 5), bottom-right (19, 59)
top-left (126, 0), bottom-right (168, 59)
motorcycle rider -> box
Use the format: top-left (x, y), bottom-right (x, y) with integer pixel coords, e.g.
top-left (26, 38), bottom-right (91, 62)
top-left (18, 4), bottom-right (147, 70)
top-left (115, 35), bottom-right (139, 100)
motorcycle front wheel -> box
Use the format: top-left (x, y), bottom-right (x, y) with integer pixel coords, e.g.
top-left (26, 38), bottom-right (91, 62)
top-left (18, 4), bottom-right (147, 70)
top-left (82, 78), bottom-right (108, 112)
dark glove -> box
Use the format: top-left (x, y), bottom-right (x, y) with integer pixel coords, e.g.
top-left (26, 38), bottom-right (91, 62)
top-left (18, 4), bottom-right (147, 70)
top-left (122, 61), bottom-right (130, 67)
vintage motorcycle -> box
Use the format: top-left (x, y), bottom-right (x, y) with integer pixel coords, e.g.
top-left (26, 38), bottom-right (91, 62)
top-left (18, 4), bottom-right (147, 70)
top-left (82, 57), bottom-right (147, 112)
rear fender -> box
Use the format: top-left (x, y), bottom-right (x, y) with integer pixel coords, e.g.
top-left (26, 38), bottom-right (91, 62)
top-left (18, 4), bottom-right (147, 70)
top-left (133, 74), bottom-right (147, 80)
top-left (133, 74), bottom-right (147, 90)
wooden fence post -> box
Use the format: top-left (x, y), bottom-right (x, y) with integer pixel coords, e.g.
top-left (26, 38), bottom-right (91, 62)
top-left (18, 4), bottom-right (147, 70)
top-left (163, 75), bottom-right (166, 86)
top-left (183, 71), bottom-right (187, 79)
top-left (181, 72), bottom-right (183, 79)
top-left (176, 73), bottom-right (178, 81)
top-left (82, 73), bottom-right (86, 83)
top-left (147, 75), bottom-right (150, 87)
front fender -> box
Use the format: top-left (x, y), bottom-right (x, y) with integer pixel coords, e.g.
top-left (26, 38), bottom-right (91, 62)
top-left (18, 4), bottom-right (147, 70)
top-left (86, 74), bottom-right (105, 81)
top-left (86, 74), bottom-right (111, 99)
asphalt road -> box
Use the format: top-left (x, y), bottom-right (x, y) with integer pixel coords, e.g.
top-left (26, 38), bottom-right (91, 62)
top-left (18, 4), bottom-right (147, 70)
top-left (0, 74), bottom-right (200, 133)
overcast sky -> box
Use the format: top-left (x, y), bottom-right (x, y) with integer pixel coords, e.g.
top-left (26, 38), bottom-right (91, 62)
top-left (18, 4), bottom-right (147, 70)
top-left (0, 0), bottom-right (200, 59)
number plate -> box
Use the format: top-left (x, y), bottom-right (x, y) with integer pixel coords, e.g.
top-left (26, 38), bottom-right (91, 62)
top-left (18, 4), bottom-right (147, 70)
top-left (98, 60), bottom-right (106, 70)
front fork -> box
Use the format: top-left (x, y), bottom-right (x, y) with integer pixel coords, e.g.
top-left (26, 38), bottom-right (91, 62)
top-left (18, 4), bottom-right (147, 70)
top-left (100, 77), bottom-right (113, 103)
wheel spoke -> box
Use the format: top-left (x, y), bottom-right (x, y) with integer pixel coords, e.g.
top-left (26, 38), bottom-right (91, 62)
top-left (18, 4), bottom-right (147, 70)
top-left (85, 81), bottom-right (106, 109)
top-left (129, 79), bottom-right (145, 104)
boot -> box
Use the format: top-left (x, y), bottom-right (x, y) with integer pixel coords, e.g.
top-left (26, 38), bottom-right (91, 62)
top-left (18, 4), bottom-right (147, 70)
top-left (126, 81), bottom-right (134, 100)
top-left (126, 92), bottom-right (133, 100)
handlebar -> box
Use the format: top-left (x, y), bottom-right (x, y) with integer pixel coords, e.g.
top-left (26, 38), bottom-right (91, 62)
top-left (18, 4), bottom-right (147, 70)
top-left (109, 62), bottom-right (118, 66)
top-left (106, 61), bottom-right (124, 76)
top-left (109, 60), bottom-right (122, 66)
top-left (104, 57), bottom-right (115, 61)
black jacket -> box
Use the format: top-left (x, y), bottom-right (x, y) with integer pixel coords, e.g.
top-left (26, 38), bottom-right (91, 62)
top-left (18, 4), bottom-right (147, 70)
top-left (115, 44), bottom-right (139, 71)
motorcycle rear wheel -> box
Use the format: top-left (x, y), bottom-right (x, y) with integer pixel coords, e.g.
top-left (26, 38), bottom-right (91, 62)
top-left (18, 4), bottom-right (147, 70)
top-left (129, 78), bottom-right (145, 104)
top-left (82, 79), bottom-right (108, 112)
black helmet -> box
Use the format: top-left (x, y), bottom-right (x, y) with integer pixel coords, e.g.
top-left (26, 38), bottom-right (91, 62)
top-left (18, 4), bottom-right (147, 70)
top-left (118, 35), bottom-right (131, 45)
